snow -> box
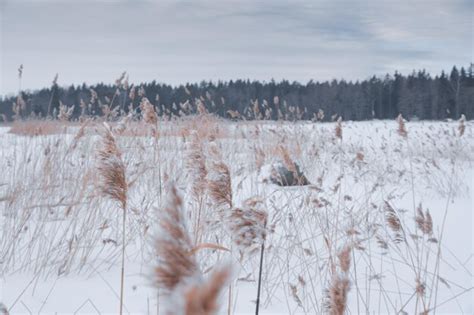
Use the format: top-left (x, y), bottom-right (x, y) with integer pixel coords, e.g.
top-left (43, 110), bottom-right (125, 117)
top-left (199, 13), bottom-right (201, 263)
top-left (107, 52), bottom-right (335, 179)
top-left (0, 119), bottom-right (472, 314)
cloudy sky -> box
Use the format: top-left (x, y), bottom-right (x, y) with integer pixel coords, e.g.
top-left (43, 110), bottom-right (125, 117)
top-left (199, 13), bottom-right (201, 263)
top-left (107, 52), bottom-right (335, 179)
top-left (0, 0), bottom-right (472, 95)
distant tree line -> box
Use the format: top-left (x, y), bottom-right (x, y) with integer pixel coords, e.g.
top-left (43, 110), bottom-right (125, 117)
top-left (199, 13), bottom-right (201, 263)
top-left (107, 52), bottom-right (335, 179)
top-left (1, 65), bottom-right (473, 122)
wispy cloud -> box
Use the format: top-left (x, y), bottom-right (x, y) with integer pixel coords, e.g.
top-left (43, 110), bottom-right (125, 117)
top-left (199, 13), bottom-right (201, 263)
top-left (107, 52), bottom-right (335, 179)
top-left (1, 0), bottom-right (471, 95)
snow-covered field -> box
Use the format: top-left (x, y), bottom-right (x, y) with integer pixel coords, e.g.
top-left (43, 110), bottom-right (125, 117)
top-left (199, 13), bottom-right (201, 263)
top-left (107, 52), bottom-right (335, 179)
top-left (0, 118), bottom-right (473, 314)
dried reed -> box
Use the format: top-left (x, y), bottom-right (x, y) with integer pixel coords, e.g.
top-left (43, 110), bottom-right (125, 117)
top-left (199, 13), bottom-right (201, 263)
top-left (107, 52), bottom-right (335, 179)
top-left (154, 185), bottom-right (198, 291)
top-left (335, 117), bottom-right (342, 140)
top-left (397, 114), bottom-right (408, 137)
top-left (184, 266), bottom-right (230, 315)
top-left (96, 122), bottom-right (128, 315)
top-left (326, 275), bottom-right (350, 315)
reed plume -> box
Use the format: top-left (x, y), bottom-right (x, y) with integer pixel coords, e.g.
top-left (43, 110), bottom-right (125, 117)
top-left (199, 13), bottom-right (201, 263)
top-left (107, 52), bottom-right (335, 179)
top-left (335, 116), bottom-right (342, 140)
top-left (207, 145), bottom-right (232, 211)
top-left (228, 198), bottom-right (268, 315)
top-left (326, 275), bottom-right (350, 315)
top-left (324, 244), bottom-right (352, 314)
top-left (184, 266), bottom-right (230, 315)
top-left (317, 109), bottom-right (325, 121)
top-left (384, 201), bottom-right (404, 243)
top-left (140, 97), bottom-right (158, 125)
top-left (58, 102), bottom-right (74, 122)
top-left (228, 198), bottom-right (267, 250)
top-left (227, 110), bottom-right (241, 119)
top-left (254, 146), bottom-right (266, 171)
top-left (196, 99), bottom-right (208, 115)
top-left (384, 201), bottom-right (401, 232)
top-left (154, 185), bottom-right (198, 291)
top-left (154, 185), bottom-right (230, 315)
top-left (96, 123), bottom-right (127, 209)
top-left (337, 246), bottom-right (351, 274)
top-left (397, 114), bottom-right (408, 138)
top-left (415, 204), bottom-right (433, 235)
top-left (187, 131), bottom-right (208, 199)
top-left (96, 122), bottom-right (128, 314)
top-left (205, 143), bottom-right (235, 315)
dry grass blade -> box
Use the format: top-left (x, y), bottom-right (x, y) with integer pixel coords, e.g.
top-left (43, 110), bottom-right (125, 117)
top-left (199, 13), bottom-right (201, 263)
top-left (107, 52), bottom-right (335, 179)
top-left (375, 235), bottom-right (388, 250)
top-left (228, 198), bottom-right (267, 250)
top-left (415, 204), bottom-right (433, 235)
top-left (68, 119), bottom-right (90, 152)
top-left (58, 102), bottom-right (75, 122)
top-left (187, 132), bottom-right (208, 199)
top-left (326, 275), bottom-right (350, 315)
top-left (189, 243), bottom-right (230, 256)
top-left (96, 123), bottom-right (127, 209)
top-left (154, 185), bottom-right (198, 292)
top-left (208, 160), bottom-right (232, 210)
top-left (337, 246), bottom-right (351, 273)
top-left (384, 201), bottom-right (401, 232)
top-left (424, 209), bottom-right (433, 235)
top-left (184, 266), bottom-right (231, 315)
top-left (140, 97), bottom-right (158, 124)
top-left (335, 116), bottom-right (342, 140)
top-left (290, 284), bottom-right (303, 308)
top-left (415, 204), bottom-right (425, 230)
top-left (254, 146), bottom-right (266, 171)
top-left (96, 122), bottom-right (128, 315)
top-left (416, 277), bottom-right (425, 297)
top-left (397, 114), bottom-right (408, 138)
top-left (384, 201), bottom-right (404, 242)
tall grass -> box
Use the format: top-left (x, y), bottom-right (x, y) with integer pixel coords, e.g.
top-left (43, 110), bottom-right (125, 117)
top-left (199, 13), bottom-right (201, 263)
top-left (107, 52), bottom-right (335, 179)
top-left (96, 122), bottom-right (128, 315)
top-left (0, 91), bottom-right (472, 314)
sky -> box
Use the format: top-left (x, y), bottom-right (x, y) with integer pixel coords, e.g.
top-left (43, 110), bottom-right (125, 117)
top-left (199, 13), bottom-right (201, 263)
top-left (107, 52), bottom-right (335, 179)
top-left (0, 0), bottom-right (472, 96)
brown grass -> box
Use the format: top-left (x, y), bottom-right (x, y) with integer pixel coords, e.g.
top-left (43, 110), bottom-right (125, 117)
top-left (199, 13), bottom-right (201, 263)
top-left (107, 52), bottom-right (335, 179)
top-left (397, 114), bottom-right (408, 137)
top-left (187, 131), bottom-right (208, 199)
top-left (207, 159), bottom-right (232, 211)
top-left (337, 246), bottom-right (351, 274)
top-left (96, 122), bottom-right (128, 315)
top-left (96, 123), bottom-right (127, 209)
top-left (326, 275), bottom-right (350, 315)
top-left (154, 185), bottom-right (198, 291)
top-left (184, 266), bottom-right (230, 315)
top-left (8, 120), bottom-right (68, 136)
top-left (415, 204), bottom-right (433, 235)
top-left (335, 116), bottom-right (342, 140)
top-left (140, 97), bottom-right (158, 125)
top-left (228, 198), bottom-right (267, 249)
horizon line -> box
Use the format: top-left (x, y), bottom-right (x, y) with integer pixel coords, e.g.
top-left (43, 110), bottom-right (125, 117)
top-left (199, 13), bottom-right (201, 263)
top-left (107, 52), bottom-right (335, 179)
top-left (1, 63), bottom-right (472, 98)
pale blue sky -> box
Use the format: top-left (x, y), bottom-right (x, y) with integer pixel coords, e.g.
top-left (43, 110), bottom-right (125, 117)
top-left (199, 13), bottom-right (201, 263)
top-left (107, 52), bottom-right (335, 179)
top-left (0, 0), bottom-right (472, 95)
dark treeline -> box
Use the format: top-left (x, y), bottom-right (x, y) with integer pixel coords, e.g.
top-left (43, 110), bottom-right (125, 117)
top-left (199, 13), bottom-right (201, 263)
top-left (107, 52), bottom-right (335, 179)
top-left (1, 65), bottom-right (473, 121)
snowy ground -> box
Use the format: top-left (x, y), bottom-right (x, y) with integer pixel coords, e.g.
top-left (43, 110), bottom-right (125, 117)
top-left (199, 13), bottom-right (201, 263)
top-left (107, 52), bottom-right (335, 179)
top-left (0, 118), bottom-right (473, 314)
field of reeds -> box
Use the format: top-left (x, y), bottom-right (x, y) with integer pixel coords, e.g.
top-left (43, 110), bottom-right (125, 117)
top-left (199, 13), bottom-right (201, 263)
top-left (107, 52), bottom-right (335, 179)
top-left (0, 112), bottom-right (472, 314)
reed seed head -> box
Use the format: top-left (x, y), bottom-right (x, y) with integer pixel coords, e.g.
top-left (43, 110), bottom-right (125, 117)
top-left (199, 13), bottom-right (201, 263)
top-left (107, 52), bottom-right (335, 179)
top-left (96, 122), bottom-right (127, 209)
top-left (154, 185), bottom-right (198, 292)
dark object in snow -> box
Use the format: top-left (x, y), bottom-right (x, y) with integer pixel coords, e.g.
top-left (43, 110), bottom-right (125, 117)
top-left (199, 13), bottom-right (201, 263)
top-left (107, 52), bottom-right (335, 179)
top-left (270, 162), bottom-right (310, 186)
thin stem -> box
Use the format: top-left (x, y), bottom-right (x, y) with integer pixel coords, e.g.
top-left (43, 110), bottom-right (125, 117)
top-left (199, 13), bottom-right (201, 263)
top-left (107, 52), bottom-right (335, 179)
top-left (227, 283), bottom-right (232, 315)
top-left (119, 205), bottom-right (126, 315)
top-left (255, 241), bottom-right (265, 315)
